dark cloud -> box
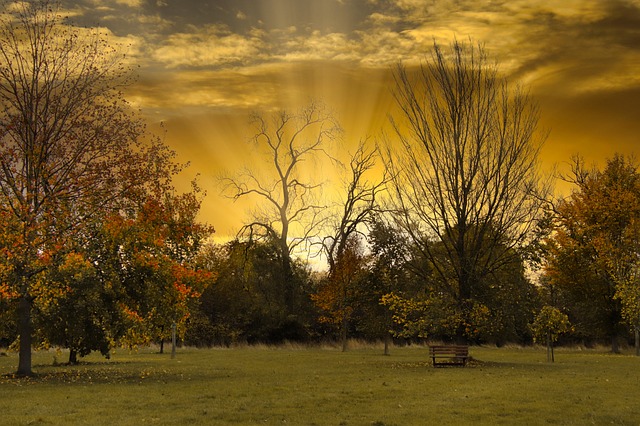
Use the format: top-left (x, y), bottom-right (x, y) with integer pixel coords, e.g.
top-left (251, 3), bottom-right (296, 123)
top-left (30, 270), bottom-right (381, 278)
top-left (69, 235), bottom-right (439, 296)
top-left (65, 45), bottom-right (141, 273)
top-left (505, 1), bottom-right (640, 99)
top-left (593, 0), bottom-right (640, 49)
top-left (137, 0), bottom-right (378, 34)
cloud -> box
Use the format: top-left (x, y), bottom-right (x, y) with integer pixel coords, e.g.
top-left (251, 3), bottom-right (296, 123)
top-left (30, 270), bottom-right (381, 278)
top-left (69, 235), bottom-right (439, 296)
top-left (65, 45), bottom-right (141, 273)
top-left (355, 27), bottom-right (423, 65)
top-left (498, 1), bottom-right (640, 95)
top-left (73, 0), bottom-right (144, 10)
top-left (109, 0), bottom-right (639, 128)
top-left (152, 24), bottom-right (265, 68)
top-left (363, 0), bottom-right (640, 97)
top-left (114, 0), bottom-right (143, 7)
top-left (129, 64), bottom-right (286, 113)
top-left (366, 12), bottom-right (400, 26)
top-left (273, 30), bottom-right (361, 62)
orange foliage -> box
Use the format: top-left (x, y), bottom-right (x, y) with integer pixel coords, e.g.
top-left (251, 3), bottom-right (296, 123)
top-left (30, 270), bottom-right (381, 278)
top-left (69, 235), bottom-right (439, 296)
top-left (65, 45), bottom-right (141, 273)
top-left (121, 304), bottom-right (144, 323)
top-left (312, 236), bottom-right (368, 328)
top-left (0, 283), bottom-right (19, 301)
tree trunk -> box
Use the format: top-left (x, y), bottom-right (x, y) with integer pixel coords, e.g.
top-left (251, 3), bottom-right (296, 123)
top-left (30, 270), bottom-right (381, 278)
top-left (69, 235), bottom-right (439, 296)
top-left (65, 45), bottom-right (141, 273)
top-left (171, 322), bottom-right (177, 359)
top-left (455, 262), bottom-right (474, 344)
top-left (159, 339), bottom-right (164, 354)
top-left (546, 331), bottom-right (553, 363)
top-left (635, 326), bottom-right (639, 357)
top-left (611, 335), bottom-right (620, 354)
top-left (282, 253), bottom-right (297, 315)
top-left (17, 296), bottom-right (33, 376)
top-left (341, 316), bottom-right (348, 352)
top-left (68, 349), bottom-right (78, 365)
top-left (383, 333), bottom-right (391, 356)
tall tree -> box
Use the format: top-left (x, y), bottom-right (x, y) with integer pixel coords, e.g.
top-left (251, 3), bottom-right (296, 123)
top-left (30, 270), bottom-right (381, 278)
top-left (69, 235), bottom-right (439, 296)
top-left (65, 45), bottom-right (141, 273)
top-left (385, 39), bottom-right (548, 341)
top-left (313, 140), bottom-right (387, 350)
top-left (223, 101), bottom-right (341, 313)
top-left (0, 0), bottom-right (167, 375)
top-left (545, 154), bottom-right (640, 352)
top-left (321, 139), bottom-right (387, 274)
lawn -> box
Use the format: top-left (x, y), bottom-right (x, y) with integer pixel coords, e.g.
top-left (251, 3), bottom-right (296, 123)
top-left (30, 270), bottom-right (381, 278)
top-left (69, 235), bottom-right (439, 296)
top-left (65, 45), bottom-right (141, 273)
top-left (1, 344), bottom-right (639, 425)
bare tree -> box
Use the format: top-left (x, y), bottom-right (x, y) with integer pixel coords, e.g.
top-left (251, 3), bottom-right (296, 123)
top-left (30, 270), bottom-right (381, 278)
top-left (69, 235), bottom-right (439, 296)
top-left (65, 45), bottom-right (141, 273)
top-left (316, 139), bottom-right (388, 351)
top-left (322, 139), bottom-right (388, 274)
top-left (0, 0), bottom-right (168, 375)
top-left (385, 40), bottom-right (548, 341)
top-left (223, 101), bottom-right (341, 311)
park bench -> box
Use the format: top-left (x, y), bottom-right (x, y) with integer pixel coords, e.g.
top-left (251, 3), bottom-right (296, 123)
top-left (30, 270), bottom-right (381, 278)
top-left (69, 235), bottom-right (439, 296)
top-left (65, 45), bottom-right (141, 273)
top-left (429, 345), bottom-right (469, 367)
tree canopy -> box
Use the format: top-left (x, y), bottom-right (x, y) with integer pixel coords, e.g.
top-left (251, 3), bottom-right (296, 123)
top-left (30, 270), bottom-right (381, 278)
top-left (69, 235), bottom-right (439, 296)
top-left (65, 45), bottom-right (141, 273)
top-left (543, 154), bottom-right (640, 352)
top-left (384, 39), bottom-right (548, 341)
top-left (0, 0), bottom-right (211, 373)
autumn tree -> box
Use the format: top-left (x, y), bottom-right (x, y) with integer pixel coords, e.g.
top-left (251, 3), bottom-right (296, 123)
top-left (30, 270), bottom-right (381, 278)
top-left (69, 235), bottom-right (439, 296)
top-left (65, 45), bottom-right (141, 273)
top-left (99, 186), bottom-right (214, 354)
top-left (29, 179), bottom-right (213, 364)
top-left (544, 154), bottom-right (640, 352)
top-left (313, 235), bottom-right (369, 351)
top-left (530, 306), bottom-right (571, 362)
top-left (0, 0), bottom-right (172, 375)
top-left (615, 270), bottom-right (640, 356)
top-left (312, 140), bottom-right (387, 350)
top-left (384, 39), bottom-right (548, 342)
top-left (223, 102), bottom-right (341, 315)
top-left (33, 252), bottom-right (120, 364)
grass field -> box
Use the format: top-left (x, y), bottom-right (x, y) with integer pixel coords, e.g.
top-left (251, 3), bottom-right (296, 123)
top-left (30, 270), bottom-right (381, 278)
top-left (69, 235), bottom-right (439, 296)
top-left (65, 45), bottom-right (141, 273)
top-left (1, 344), bottom-right (639, 425)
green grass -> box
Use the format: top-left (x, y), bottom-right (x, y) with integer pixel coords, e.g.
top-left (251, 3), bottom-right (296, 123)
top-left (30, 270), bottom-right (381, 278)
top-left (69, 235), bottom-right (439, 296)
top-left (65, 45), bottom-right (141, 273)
top-left (1, 344), bottom-right (639, 425)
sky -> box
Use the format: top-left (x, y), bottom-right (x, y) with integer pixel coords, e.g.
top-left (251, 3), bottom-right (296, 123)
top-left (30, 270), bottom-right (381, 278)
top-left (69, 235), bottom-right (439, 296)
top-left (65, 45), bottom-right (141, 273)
top-left (51, 0), bottom-right (640, 239)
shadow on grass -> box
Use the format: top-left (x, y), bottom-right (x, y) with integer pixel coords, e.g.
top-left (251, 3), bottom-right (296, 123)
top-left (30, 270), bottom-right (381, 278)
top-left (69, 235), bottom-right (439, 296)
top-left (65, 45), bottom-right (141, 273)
top-left (387, 356), bottom-right (550, 370)
top-left (0, 360), bottom-right (180, 386)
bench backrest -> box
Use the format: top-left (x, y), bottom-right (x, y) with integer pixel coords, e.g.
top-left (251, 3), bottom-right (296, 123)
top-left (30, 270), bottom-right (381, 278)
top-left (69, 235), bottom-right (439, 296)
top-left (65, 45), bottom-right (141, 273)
top-left (429, 345), bottom-right (469, 356)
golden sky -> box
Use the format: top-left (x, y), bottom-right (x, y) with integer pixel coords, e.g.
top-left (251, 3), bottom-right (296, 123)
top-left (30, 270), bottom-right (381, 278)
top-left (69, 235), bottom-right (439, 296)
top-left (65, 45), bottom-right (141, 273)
top-left (55, 0), bottom-right (640, 239)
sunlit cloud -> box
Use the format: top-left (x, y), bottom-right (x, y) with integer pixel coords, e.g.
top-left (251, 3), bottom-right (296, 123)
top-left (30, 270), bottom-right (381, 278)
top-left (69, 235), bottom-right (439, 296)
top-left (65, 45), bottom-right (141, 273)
top-left (356, 27), bottom-right (421, 66)
top-left (114, 0), bottom-right (143, 7)
top-left (152, 24), bottom-right (265, 68)
top-left (275, 31), bottom-right (360, 62)
top-left (75, 0), bottom-right (143, 10)
top-left (366, 12), bottom-right (400, 26)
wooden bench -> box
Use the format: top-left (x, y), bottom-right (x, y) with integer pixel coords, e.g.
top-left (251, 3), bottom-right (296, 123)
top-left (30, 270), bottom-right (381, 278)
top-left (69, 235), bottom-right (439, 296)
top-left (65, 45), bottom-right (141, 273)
top-left (429, 345), bottom-right (469, 367)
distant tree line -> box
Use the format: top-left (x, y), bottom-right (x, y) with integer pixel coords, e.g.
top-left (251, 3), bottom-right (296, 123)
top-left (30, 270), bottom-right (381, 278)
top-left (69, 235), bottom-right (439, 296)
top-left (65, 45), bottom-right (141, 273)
top-left (1, 2), bottom-right (640, 377)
